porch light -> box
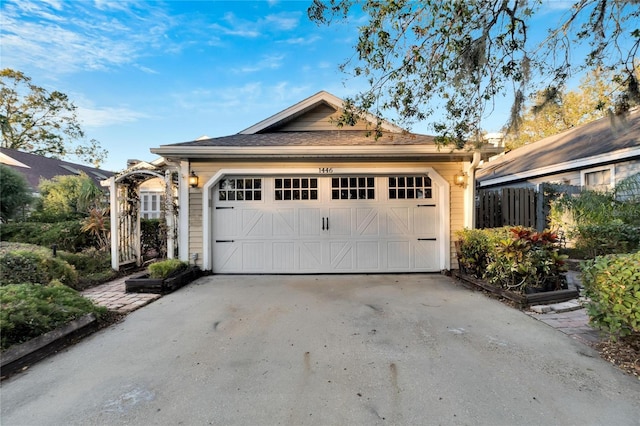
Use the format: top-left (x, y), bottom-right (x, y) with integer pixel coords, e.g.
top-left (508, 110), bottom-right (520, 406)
top-left (454, 172), bottom-right (467, 188)
top-left (189, 171), bottom-right (199, 188)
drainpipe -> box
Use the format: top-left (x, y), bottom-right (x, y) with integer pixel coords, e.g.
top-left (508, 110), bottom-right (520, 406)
top-left (464, 151), bottom-right (482, 229)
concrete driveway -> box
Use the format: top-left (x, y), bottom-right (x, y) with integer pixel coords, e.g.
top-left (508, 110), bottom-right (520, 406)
top-left (2, 274), bottom-right (639, 425)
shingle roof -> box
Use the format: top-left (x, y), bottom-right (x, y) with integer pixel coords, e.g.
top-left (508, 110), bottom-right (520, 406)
top-left (477, 109), bottom-right (640, 183)
top-left (0, 148), bottom-right (115, 191)
top-left (168, 130), bottom-right (435, 147)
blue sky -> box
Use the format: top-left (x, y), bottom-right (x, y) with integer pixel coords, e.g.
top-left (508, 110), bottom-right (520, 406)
top-left (1, 0), bottom-right (582, 172)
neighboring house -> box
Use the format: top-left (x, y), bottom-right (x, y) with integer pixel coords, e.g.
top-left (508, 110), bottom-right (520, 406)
top-left (148, 91), bottom-right (500, 274)
top-left (0, 147), bottom-right (114, 193)
top-left (477, 108), bottom-right (640, 191)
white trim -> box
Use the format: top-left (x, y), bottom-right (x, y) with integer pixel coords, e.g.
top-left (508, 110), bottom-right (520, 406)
top-left (178, 161), bottom-right (190, 262)
top-left (479, 146), bottom-right (640, 187)
top-left (201, 167), bottom-right (450, 272)
top-left (581, 165), bottom-right (615, 190)
top-left (152, 144), bottom-right (469, 158)
top-left (238, 91), bottom-right (404, 134)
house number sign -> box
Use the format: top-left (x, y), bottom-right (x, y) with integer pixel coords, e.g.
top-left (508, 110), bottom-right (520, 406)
top-left (318, 167), bottom-right (334, 174)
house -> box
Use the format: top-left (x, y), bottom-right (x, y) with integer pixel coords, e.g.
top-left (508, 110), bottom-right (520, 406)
top-left (142, 91), bottom-right (500, 274)
top-left (0, 147), bottom-right (114, 193)
top-left (477, 108), bottom-right (640, 191)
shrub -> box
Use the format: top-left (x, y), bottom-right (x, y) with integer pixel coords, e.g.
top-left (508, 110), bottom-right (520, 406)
top-left (581, 251), bottom-right (640, 337)
top-left (0, 220), bottom-right (93, 252)
top-left (0, 164), bottom-right (33, 222)
top-left (574, 222), bottom-right (640, 257)
top-left (456, 227), bottom-right (568, 294)
top-left (141, 218), bottom-right (164, 258)
top-left (149, 259), bottom-right (187, 279)
top-left (456, 228), bottom-right (494, 277)
top-left (0, 250), bottom-right (78, 287)
top-left (0, 283), bottom-right (106, 350)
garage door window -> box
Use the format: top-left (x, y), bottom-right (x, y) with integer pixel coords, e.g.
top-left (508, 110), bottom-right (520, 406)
top-left (331, 177), bottom-right (375, 200)
top-left (389, 176), bottom-right (432, 199)
top-left (275, 178), bottom-right (318, 201)
top-left (218, 178), bottom-right (262, 201)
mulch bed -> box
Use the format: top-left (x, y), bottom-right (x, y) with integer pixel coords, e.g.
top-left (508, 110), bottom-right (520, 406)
top-left (595, 335), bottom-right (640, 379)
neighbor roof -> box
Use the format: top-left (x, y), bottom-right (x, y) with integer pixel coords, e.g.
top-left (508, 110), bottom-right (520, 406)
top-left (0, 148), bottom-right (115, 191)
top-left (477, 109), bottom-right (640, 186)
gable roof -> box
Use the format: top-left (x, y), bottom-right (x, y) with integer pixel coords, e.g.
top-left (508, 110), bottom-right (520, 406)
top-left (477, 109), bottom-right (640, 187)
top-left (152, 91), bottom-right (500, 162)
top-left (0, 148), bottom-right (115, 192)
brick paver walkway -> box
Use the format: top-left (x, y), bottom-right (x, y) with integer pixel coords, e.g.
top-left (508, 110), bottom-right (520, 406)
top-left (82, 273), bottom-right (161, 313)
top-left (527, 307), bottom-right (602, 345)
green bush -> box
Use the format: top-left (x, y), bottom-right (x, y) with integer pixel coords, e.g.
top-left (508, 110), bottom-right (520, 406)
top-left (149, 258), bottom-right (187, 279)
top-left (574, 222), bottom-right (640, 257)
top-left (456, 227), bottom-right (567, 294)
top-left (0, 220), bottom-right (93, 252)
top-left (581, 251), bottom-right (640, 337)
top-left (57, 247), bottom-right (111, 274)
top-left (0, 250), bottom-right (78, 287)
top-left (141, 218), bottom-right (165, 258)
top-left (0, 283), bottom-right (106, 350)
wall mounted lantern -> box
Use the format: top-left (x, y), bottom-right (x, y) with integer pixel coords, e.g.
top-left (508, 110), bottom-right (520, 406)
top-left (189, 171), bottom-right (199, 188)
top-left (454, 172), bottom-right (467, 188)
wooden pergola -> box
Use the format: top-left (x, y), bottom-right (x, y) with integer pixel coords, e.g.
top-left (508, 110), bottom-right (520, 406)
top-left (104, 164), bottom-right (179, 271)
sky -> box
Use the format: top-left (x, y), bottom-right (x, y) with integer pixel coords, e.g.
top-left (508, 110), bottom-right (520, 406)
top-left (0, 0), bottom-right (595, 172)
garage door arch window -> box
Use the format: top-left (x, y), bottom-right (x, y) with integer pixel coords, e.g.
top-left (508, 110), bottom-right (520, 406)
top-left (389, 176), bottom-right (432, 199)
top-left (331, 176), bottom-right (375, 200)
top-left (275, 177), bottom-right (318, 201)
top-left (218, 178), bottom-right (262, 201)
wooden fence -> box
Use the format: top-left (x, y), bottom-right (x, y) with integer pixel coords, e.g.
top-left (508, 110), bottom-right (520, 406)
top-left (476, 184), bottom-right (581, 230)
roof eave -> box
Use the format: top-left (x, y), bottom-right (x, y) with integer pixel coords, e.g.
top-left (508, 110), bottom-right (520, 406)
top-left (150, 145), bottom-right (500, 161)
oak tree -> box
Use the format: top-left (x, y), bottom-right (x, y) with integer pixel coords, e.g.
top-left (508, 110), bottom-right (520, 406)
top-left (309, 0), bottom-right (640, 148)
top-left (0, 69), bottom-right (107, 167)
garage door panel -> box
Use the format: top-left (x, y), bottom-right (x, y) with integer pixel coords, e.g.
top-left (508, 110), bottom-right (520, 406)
top-left (387, 207), bottom-right (410, 235)
top-left (214, 242), bottom-right (241, 272)
top-left (242, 209), bottom-right (267, 237)
top-left (415, 240), bottom-right (439, 270)
top-left (214, 208), bottom-right (237, 237)
top-left (329, 241), bottom-right (353, 270)
top-left (328, 208), bottom-right (351, 236)
top-left (414, 206), bottom-right (437, 236)
top-left (355, 208), bottom-right (379, 236)
top-left (272, 242), bottom-right (295, 270)
top-left (242, 242), bottom-right (265, 271)
top-left (273, 208), bottom-right (295, 236)
top-left (356, 241), bottom-right (380, 269)
top-left (299, 241), bottom-right (322, 270)
top-left (387, 241), bottom-right (411, 268)
top-left (299, 208), bottom-right (322, 237)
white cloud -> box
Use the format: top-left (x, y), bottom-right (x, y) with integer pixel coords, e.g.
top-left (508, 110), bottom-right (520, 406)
top-left (0, 0), bottom-right (179, 74)
top-left (78, 105), bottom-right (149, 128)
top-left (235, 54), bottom-right (285, 73)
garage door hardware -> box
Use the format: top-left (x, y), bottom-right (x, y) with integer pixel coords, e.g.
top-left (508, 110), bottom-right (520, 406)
top-left (215, 206), bottom-right (234, 209)
top-left (215, 240), bottom-right (235, 243)
top-left (418, 238), bottom-right (437, 241)
top-left (322, 217), bottom-right (330, 230)
top-left (417, 204), bottom-right (436, 207)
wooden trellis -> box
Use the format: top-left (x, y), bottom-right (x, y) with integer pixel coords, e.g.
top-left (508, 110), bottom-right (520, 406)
top-left (107, 168), bottom-right (178, 271)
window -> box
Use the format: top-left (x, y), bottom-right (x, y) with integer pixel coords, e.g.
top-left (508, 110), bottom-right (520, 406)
top-left (331, 176), bottom-right (375, 200)
top-left (582, 168), bottom-right (612, 192)
top-left (275, 178), bottom-right (318, 201)
top-left (388, 176), bottom-right (432, 199)
top-left (218, 178), bottom-right (262, 201)
top-left (141, 192), bottom-right (163, 219)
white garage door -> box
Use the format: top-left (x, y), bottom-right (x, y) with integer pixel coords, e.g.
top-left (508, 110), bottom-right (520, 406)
top-left (212, 175), bottom-right (441, 273)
